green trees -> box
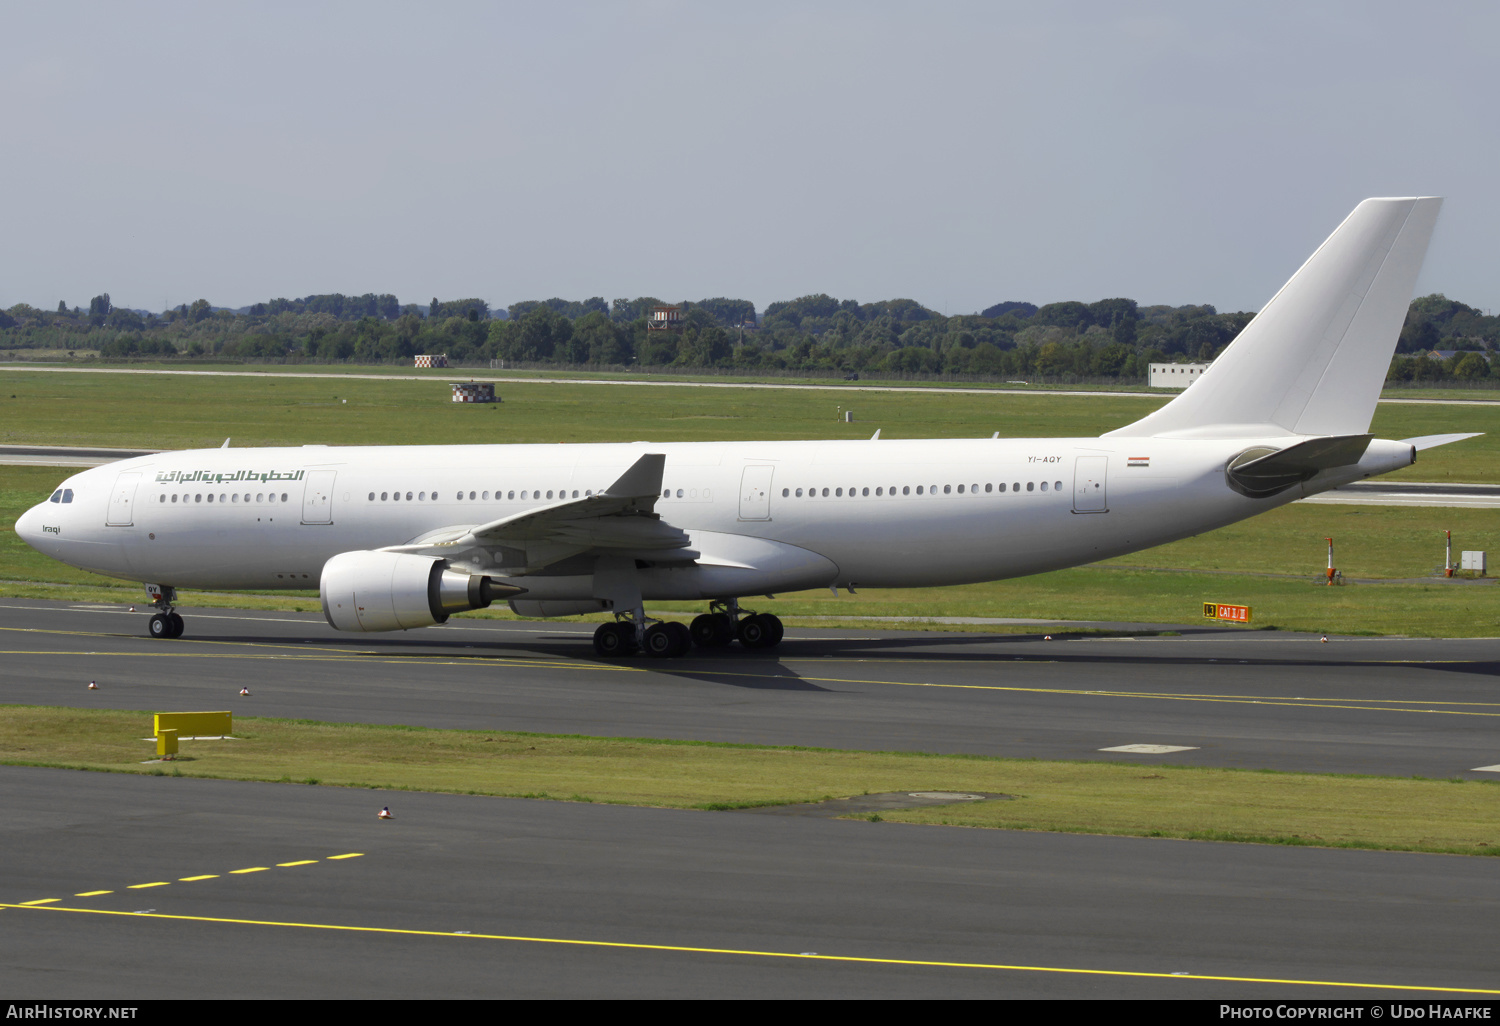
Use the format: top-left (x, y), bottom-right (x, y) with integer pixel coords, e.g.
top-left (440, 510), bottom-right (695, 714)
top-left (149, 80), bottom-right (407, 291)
top-left (2, 286), bottom-right (1492, 385)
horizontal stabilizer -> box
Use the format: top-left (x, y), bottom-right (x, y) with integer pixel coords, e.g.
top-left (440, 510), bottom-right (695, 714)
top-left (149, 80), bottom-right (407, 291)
top-left (1226, 434), bottom-right (1373, 498)
top-left (1400, 432), bottom-right (1483, 451)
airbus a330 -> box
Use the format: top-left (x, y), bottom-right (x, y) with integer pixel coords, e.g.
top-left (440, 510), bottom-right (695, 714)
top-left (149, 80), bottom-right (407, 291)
top-left (16, 197), bottom-right (1472, 657)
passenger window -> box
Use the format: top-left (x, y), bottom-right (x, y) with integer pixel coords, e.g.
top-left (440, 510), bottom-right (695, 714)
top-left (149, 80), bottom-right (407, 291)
top-left (675, 489), bottom-right (683, 498)
top-left (402, 492), bottom-right (410, 501)
top-left (862, 487), bottom-right (869, 496)
top-left (195, 494), bottom-right (202, 503)
top-left (985, 483), bottom-right (993, 493)
top-left (1055, 481), bottom-right (1063, 491)
top-left (944, 485), bottom-right (952, 494)
top-left (821, 488), bottom-right (829, 497)
top-left (835, 488), bottom-right (843, 497)
top-left (1012, 482), bottom-right (1020, 492)
top-left (1027, 482), bottom-right (1034, 492)
top-left (160, 494), bottom-right (167, 503)
top-left (795, 488), bottom-right (803, 497)
top-left (782, 488), bottom-right (789, 497)
top-left (1040, 482), bottom-right (1048, 492)
top-left (171, 494), bottom-right (178, 503)
top-left (876, 487), bottom-right (883, 496)
top-left (507, 491), bottom-right (515, 500)
top-left (903, 486), bottom-right (910, 495)
top-left (916, 486), bottom-right (923, 495)
top-left (483, 491), bottom-right (490, 500)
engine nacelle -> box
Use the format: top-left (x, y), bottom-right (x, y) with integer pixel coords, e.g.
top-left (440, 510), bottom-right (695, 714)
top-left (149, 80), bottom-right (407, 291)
top-left (320, 550), bottom-right (511, 632)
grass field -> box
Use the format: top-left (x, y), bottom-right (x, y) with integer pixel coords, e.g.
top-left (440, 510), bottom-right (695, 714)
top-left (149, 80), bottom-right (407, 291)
top-left (2, 366), bottom-right (1498, 480)
top-left (3, 705), bottom-right (1496, 856)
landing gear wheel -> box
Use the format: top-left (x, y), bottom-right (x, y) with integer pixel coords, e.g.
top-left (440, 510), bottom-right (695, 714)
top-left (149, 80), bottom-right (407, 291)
top-left (761, 614), bottom-right (784, 648)
top-left (737, 614), bottom-right (770, 649)
top-left (669, 620), bottom-right (692, 653)
top-left (167, 613), bottom-right (184, 639)
top-left (690, 613), bottom-right (733, 648)
top-left (149, 613), bottom-right (170, 639)
top-left (593, 621), bottom-right (637, 657)
top-left (645, 622), bottom-right (689, 658)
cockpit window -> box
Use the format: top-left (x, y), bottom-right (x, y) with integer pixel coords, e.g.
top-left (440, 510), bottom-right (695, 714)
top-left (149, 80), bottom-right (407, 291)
top-left (62, 489), bottom-right (74, 503)
top-left (49, 490), bottom-right (62, 503)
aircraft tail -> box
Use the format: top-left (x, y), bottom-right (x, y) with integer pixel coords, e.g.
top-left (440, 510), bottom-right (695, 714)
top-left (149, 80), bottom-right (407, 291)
top-left (1107, 197), bottom-right (1442, 440)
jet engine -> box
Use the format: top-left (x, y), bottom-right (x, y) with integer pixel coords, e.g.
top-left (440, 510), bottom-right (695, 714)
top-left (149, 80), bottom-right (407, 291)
top-left (319, 550), bottom-right (520, 632)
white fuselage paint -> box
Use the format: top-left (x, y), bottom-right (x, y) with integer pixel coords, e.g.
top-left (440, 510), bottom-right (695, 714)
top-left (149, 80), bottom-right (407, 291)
top-left (14, 435), bottom-right (1414, 601)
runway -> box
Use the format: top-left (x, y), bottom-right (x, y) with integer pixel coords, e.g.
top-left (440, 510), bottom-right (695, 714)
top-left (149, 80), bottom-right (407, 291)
top-left (5, 598), bottom-right (1500, 998)
top-left (3, 598), bottom-right (1500, 779)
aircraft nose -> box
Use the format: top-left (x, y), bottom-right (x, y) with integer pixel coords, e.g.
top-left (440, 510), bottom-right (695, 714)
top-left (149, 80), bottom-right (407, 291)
top-left (14, 502), bottom-right (48, 550)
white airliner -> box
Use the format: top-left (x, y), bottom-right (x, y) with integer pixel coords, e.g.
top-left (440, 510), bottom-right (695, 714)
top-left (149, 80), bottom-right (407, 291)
top-left (15, 197), bottom-right (1476, 656)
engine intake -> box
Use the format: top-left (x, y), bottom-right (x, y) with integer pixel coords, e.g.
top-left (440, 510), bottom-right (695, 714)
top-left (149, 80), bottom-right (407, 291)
top-left (320, 550), bottom-right (522, 632)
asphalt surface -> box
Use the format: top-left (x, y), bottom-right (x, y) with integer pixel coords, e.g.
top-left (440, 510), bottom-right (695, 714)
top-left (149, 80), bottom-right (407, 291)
top-left (4, 597), bottom-right (1500, 998)
top-left (3, 598), bottom-right (1499, 778)
top-left (4, 766), bottom-right (1498, 999)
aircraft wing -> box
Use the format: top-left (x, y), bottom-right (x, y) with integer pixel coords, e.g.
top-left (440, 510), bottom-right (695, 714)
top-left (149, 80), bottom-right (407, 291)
top-left (378, 453), bottom-right (695, 567)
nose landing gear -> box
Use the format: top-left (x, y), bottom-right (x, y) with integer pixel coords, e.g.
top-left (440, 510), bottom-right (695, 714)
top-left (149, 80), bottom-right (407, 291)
top-left (144, 585), bottom-right (184, 639)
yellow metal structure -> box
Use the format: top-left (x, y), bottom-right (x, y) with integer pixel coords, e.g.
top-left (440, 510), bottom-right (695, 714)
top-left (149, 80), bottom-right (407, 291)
top-left (154, 711), bottom-right (232, 738)
top-left (156, 729), bottom-right (178, 759)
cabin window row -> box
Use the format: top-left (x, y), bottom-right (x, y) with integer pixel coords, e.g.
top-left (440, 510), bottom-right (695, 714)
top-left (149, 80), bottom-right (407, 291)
top-left (159, 492), bottom-right (290, 504)
top-left (366, 488), bottom-right (603, 502)
top-left (782, 480), bottom-right (1065, 498)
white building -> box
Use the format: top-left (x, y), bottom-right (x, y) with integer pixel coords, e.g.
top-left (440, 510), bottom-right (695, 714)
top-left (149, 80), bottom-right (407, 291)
top-left (1149, 362), bottom-right (1211, 388)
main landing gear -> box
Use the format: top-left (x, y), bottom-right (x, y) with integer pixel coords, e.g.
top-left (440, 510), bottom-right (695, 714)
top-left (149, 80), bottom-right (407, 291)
top-left (145, 584), bottom-right (184, 639)
top-left (591, 599), bottom-right (783, 658)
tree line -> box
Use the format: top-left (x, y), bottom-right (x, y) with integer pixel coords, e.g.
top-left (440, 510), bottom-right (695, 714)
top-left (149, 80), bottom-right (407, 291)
top-left (1, 290), bottom-right (1495, 384)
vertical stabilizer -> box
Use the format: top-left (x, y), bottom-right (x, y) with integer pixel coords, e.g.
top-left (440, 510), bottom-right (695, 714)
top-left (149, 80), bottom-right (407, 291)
top-left (1107, 197), bottom-right (1441, 439)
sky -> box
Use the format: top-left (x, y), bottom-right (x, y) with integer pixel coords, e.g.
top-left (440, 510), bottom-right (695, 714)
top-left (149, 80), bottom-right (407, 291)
top-left (3, 1), bottom-right (1498, 317)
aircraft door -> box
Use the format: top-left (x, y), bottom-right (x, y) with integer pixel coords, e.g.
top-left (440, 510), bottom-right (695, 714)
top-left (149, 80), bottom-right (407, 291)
top-left (107, 472), bottom-right (141, 526)
top-left (1073, 456), bottom-right (1108, 513)
top-left (739, 465), bottom-right (774, 521)
top-left (302, 470), bottom-right (337, 525)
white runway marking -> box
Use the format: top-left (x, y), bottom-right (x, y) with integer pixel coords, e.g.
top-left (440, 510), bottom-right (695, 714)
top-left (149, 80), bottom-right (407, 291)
top-left (1099, 744), bottom-right (1200, 754)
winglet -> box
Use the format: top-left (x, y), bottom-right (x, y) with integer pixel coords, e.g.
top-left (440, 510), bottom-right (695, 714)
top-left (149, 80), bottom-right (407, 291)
top-left (605, 453), bottom-right (666, 498)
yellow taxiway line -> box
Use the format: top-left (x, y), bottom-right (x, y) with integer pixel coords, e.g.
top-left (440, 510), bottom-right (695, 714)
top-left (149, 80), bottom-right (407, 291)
top-left (2, 901), bottom-right (1495, 994)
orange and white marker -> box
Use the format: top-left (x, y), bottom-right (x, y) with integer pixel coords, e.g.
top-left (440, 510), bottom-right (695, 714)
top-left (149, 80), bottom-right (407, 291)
top-left (88, 681), bottom-right (98, 690)
top-left (239, 687), bottom-right (250, 696)
top-left (378, 806), bottom-right (392, 820)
